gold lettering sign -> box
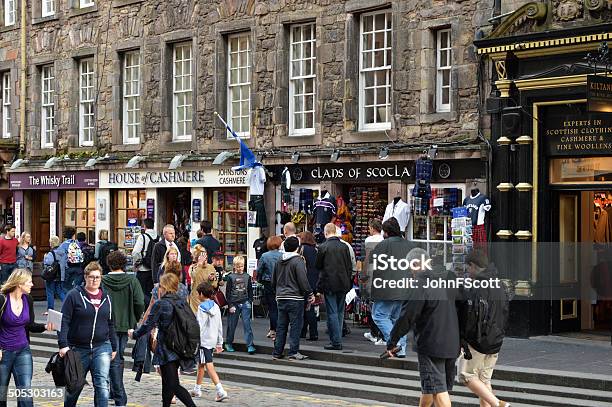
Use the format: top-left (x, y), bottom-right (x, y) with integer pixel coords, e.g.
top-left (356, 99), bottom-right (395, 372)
top-left (546, 113), bottom-right (612, 156)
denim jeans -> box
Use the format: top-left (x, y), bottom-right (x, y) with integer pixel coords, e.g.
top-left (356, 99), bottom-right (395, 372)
top-left (64, 266), bottom-right (83, 291)
top-left (109, 333), bottom-right (129, 406)
top-left (226, 301), bottom-right (254, 347)
top-left (372, 300), bottom-right (408, 356)
top-left (262, 283), bottom-right (278, 331)
top-left (45, 280), bottom-right (66, 311)
top-left (0, 263), bottom-right (16, 285)
top-left (273, 300), bottom-right (304, 357)
top-left (324, 292), bottom-right (346, 347)
top-left (0, 346), bottom-right (33, 407)
top-left (65, 342), bottom-right (112, 407)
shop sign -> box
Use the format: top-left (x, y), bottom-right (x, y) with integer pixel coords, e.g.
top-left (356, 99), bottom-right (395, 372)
top-left (9, 170), bottom-right (99, 190)
top-left (192, 199), bottom-right (202, 223)
top-left (291, 163), bottom-right (412, 183)
top-left (587, 75), bottom-right (612, 113)
top-left (99, 168), bottom-right (248, 188)
top-left (545, 113), bottom-right (612, 157)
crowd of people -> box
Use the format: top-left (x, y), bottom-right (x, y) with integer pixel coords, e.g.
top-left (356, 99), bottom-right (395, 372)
top-left (0, 215), bottom-right (511, 407)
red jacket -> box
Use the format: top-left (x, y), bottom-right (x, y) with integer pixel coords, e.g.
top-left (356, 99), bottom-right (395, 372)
top-left (0, 237), bottom-right (18, 264)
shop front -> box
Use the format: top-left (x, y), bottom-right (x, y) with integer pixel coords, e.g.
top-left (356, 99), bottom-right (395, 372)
top-left (475, 7), bottom-right (612, 337)
top-left (9, 170), bottom-right (100, 259)
top-left (270, 158), bottom-right (486, 264)
top-left (98, 167), bottom-right (252, 265)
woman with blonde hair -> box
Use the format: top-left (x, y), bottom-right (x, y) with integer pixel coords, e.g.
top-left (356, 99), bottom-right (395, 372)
top-left (16, 232), bottom-right (35, 272)
top-left (188, 245), bottom-right (217, 314)
top-left (158, 246), bottom-right (180, 282)
top-left (0, 268), bottom-right (56, 407)
top-left (42, 236), bottom-right (66, 314)
top-left (130, 273), bottom-right (197, 407)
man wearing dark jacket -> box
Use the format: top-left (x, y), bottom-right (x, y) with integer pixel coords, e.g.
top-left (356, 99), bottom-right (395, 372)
top-left (272, 236), bottom-right (314, 360)
top-left (151, 224), bottom-right (180, 284)
top-left (368, 217), bottom-right (417, 356)
top-left (457, 250), bottom-right (511, 407)
top-left (387, 248), bottom-right (460, 407)
top-left (102, 251), bottom-right (145, 407)
top-left (315, 223), bottom-right (352, 350)
top-left (195, 220), bottom-right (220, 264)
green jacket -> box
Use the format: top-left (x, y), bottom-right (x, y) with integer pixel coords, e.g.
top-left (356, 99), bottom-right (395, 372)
top-left (102, 273), bottom-right (145, 333)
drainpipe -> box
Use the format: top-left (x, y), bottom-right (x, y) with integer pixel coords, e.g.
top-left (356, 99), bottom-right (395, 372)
top-left (19, 0), bottom-right (26, 154)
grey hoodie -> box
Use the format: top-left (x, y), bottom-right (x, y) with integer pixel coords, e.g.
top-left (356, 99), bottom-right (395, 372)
top-left (272, 252), bottom-right (313, 301)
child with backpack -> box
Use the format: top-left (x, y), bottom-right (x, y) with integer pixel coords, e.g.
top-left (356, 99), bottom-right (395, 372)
top-left (223, 256), bottom-right (255, 354)
top-left (190, 282), bottom-right (228, 401)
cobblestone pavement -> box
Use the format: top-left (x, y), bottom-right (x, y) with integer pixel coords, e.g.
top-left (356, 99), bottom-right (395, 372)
top-left (19, 357), bottom-right (398, 407)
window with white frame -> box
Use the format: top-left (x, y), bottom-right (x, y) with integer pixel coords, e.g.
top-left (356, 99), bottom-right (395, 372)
top-left (2, 72), bottom-right (11, 138)
top-left (42, 0), bottom-right (54, 17)
top-left (172, 42), bottom-right (192, 141)
top-left (359, 10), bottom-right (391, 131)
top-left (79, 58), bottom-right (95, 147)
top-left (123, 51), bottom-right (141, 144)
top-left (4, 0), bottom-right (15, 26)
top-left (289, 23), bottom-right (316, 136)
top-left (408, 184), bottom-right (465, 265)
top-left (41, 65), bottom-right (55, 148)
top-left (227, 33), bottom-right (251, 138)
top-left (436, 29), bottom-right (452, 112)
top-left (79, 0), bottom-right (94, 8)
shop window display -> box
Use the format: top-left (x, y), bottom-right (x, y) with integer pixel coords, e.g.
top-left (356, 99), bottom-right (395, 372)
top-left (409, 186), bottom-right (463, 264)
top-left (114, 189), bottom-right (146, 253)
top-left (347, 186), bottom-right (387, 259)
top-left (64, 190), bottom-right (96, 243)
top-left (277, 185), bottom-right (321, 234)
top-left (212, 189), bottom-right (248, 265)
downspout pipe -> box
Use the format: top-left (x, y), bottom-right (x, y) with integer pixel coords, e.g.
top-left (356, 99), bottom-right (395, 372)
top-left (19, 0), bottom-right (26, 154)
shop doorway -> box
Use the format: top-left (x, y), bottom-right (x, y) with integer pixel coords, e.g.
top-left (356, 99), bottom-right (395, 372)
top-left (551, 190), bottom-right (612, 335)
top-left (159, 188), bottom-right (191, 239)
top-left (30, 192), bottom-right (50, 262)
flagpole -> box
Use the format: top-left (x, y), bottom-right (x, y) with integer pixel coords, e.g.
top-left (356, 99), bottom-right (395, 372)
top-left (213, 111), bottom-right (239, 140)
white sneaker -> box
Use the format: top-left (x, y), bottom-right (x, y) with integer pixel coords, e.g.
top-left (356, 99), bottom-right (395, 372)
top-left (374, 339), bottom-right (387, 346)
top-left (363, 332), bottom-right (377, 343)
top-left (215, 390), bottom-right (228, 402)
top-left (190, 387), bottom-right (202, 397)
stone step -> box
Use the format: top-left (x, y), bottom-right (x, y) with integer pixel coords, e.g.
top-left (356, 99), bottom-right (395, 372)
top-left (214, 352), bottom-right (612, 404)
top-left (28, 335), bottom-right (612, 407)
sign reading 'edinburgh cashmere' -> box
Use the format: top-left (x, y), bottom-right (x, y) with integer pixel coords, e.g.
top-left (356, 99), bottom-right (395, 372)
top-left (545, 113), bottom-right (612, 157)
top-left (9, 170), bottom-right (99, 190)
top-left (99, 168), bottom-right (248, 189)
top-left (587, 75), bottom-right (612, 113)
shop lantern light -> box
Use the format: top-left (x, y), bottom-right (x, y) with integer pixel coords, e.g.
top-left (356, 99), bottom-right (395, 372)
top-left (330, 149), bottom-right (340, 162)
top-left (379, 147), bottom-right (389, 160)
top-left (213, 151), bottom-right (234, 165)
top-left (44, 156), bottom-right (69, 169)
top-left (169, 154), bottom-right (188, 170)
top-left (126, 154), bottom-right (145, 169)
top-left (9, 158), bottom-right (28, 170)
top-left (291, 151), bottom-right (300, 164)
top-left (85, 154), bottom-right (110, 169)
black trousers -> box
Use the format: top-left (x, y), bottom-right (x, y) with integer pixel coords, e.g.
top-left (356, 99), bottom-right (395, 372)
top-left (159, 361), bottom-right (196, 407)
top-left (136, 270), bottom-right (154, 305)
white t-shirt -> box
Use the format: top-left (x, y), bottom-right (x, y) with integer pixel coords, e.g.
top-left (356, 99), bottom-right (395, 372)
top-left (248, 166), bottom-right (266, 196)
top-left (383, 199), bottom-right (410, 232)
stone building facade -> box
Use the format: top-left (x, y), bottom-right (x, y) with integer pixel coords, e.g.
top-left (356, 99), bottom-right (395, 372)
top-left (1, 0), bottom-right (492, 268)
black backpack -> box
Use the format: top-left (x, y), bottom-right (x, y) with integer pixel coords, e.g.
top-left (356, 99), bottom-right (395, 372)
top-left (141, 234), bottom-right (159, 269)
top-left (464, 288), bottom-right (507, 351)
top-left (81, 244), bottom-right (96, 269)
top-left (99, 242), bottom-right (118, 274)
top-left (41, 251), bottom-right (61, 282)
top-left (45, 350), bottom-right (86, 393)
top-left (164, 297), bottom-right (200, 360)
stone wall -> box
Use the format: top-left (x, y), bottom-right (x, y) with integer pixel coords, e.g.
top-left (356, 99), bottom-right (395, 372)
top-left (0, 0), bottom-right (493, 160)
